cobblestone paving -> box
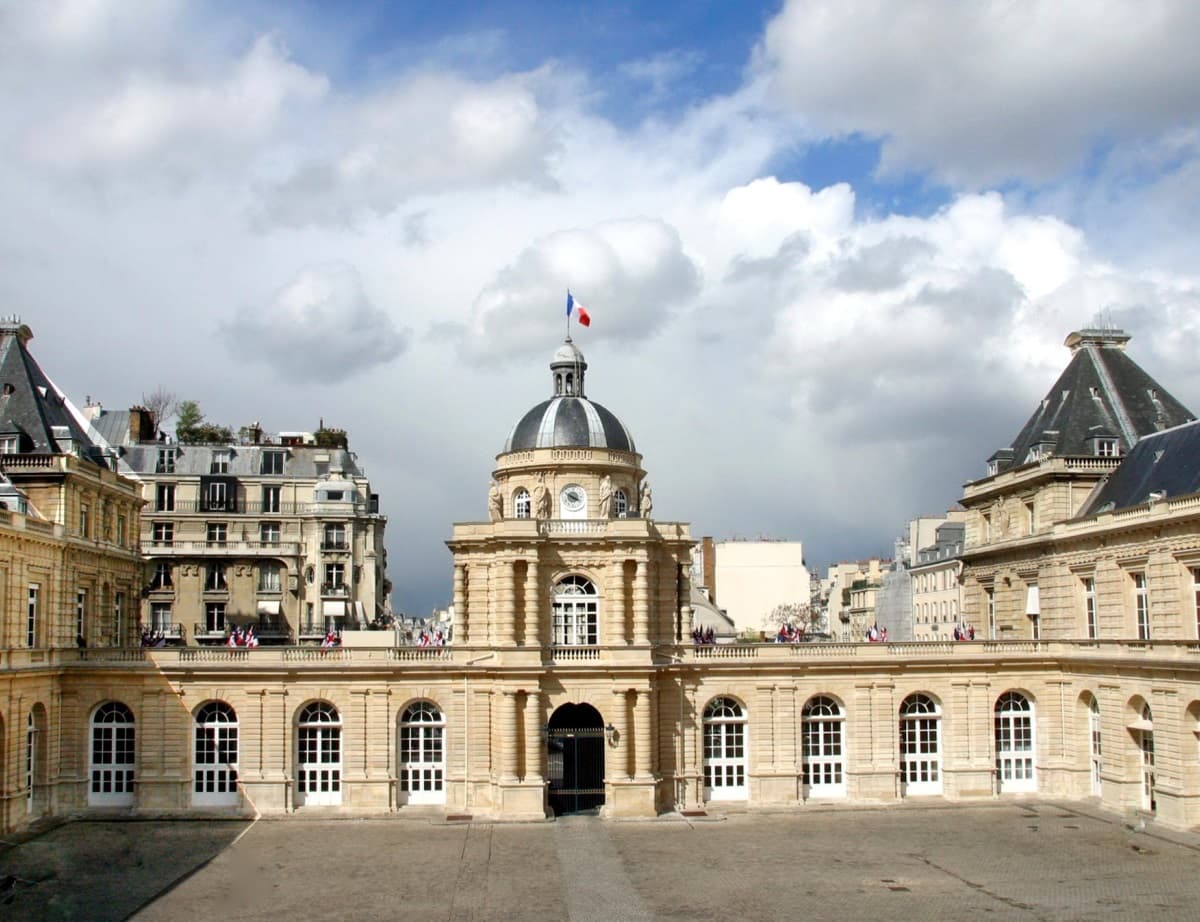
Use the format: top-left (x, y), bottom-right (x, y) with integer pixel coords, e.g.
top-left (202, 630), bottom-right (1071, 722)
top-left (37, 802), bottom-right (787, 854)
top-left (2, 803), bottom-right (1197, 921)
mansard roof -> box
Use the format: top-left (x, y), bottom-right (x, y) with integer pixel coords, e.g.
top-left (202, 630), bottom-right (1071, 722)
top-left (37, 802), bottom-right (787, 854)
top-left (1080, 419), bottom-right (1200, 516)
top-left (994, 327), bottom-right (1193, 473)
top-left (0, 320), bottom-right (104, 463)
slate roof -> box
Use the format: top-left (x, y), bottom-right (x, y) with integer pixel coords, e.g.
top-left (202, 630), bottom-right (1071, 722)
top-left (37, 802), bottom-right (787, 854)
top-left (993, 328), bottom-right (1194, 473)
top-left (121, 443), bottom-right (366, 479)
top-left (0, 323), bottom-right (105, 463)
top-left (505, 397), bottom-right (636, 453)
top-left (1079, 419), bottom-right (1200, 516)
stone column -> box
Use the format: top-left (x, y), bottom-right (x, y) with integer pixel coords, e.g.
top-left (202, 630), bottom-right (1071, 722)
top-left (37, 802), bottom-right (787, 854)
top-left (633, 556), bottom-right (650, 645)
top-left (634, 688), bottom-right (653, 779)
top-left (678, 563), bottom-right (692, 644)
top-left (453, 564), bottom-right (466, 643)
top-left (524, 558), bottom-right (540, 647)
top-left (610, 689), bottom-right (631, 780)
top-left (497, 558), bottom-right (516, 645)
top-left (523, 690), bottom-right (544, 783)
top-left (608, 557), bottom-right (628, 645)
top-left (501, 690), bottom-right (520, 782)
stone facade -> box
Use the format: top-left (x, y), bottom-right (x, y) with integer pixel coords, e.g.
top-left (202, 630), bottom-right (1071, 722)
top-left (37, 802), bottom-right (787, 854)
top-left (1, 329), bottom-right (1199, 835)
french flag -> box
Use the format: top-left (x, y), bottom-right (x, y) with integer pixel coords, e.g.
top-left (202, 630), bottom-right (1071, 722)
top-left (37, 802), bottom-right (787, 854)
top-left (566, 291), bottom-right (591, 327)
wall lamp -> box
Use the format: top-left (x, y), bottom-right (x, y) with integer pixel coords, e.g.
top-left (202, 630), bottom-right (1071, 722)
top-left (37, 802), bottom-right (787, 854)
top-left (605, 723), bottom-right (619, 747)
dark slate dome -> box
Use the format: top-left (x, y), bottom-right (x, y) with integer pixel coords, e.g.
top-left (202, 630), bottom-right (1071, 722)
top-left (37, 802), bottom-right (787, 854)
top-left (503, 340), bottom-right (636, 453)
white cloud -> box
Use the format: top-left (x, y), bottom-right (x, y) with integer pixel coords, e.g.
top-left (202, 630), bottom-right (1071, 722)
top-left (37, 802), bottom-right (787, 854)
top-left (757, 0), bottom-right (1200, 184)
top-left (462, 218), bottom-right (702, 360)
top-left (221, 263), bottom-right (409, 383)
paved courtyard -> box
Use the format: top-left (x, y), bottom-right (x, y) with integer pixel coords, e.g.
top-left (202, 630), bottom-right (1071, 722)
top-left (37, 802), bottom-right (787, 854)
top-left (2, 802), bottom-right (1198, 921)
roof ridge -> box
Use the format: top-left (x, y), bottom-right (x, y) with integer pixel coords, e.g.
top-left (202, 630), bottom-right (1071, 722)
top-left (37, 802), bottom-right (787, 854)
top-left (1086, 344), bottom-right (1137, 446)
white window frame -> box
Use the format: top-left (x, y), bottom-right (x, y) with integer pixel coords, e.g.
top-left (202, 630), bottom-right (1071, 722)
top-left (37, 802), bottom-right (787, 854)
top-left (0, 434), bottom-right (18, 454)
top-left (155, 483), bottom-right (175, 512)
top-left (261, 451), bottom-right (285, 475)
top-left (324, 562), bottom-right (345, 591)
top-left (76, 589), bottom-right (87, 643)
top-left (985, 587), bottom-right (996, 640)
top-left (323, 523), bottom-right (347, 550)
top-left (206, 522), bottom-right (227, 546)
top-left (296, 702), bottom-right (342, 806)
top-left (1083, 577), bottom-right (1097, 639)
top-left (89, 702), bottom-right (136, 806)
top-left (399, 702), bottom-right (446, 804)
top-left (614, 489), bottom-right (628, 517)
top-left (26, 712), bottom-right (37, 814)
top-left (513, 489), bottom-right (531, 520)
top-left (205, 481), bottom-right (229, 511)
top-left (259, 562), bottom-right (281, 593)
top-left (1139, 704), bottom-right (1156, 813)
top-left (1192, 568), bottom-right (1200, 640)
top-left (995, 692), bottom-right (1036, 793)
top-left (79, 503), bottom-right (89, 537)
top-left (262, 485), bottom-right (281, 513)
top-left (1133, 572), bottom-right (1150, 640)
top-left (26, 584), bottom-right (39, 647)
top-left (801, 696), bottom-right (845, 798)
top-left (204, 602), bottom-right (226, 634)
top-left (113, 592), bottom-right (124, 646)
top-left (260, 522), bottom-right (280, 545)
top-left (210, 450), bottom-right (231, 474)
top-left (1089, 697), bottom-right (1102, 797)
top-left (194, 701), bottom-right (239, 807)
top-left (205, 563), bottom-right (227, 592)
top-left (703, 697), bottom-right (747, 801)
top-left (899, 694), bottom-right (942, 795)
top-left (151, 561), bottom-right (172, 590)
top-left (551, 575), bottom-right (598, 646)
top-left (150, 603), bottom-right (173, 632)
top-left (156, 448), bottom-right (176, 474)
top-left (1095, 438), bottom-right (1119, 457)
top-left (152, 521), bottom-right (173, 545)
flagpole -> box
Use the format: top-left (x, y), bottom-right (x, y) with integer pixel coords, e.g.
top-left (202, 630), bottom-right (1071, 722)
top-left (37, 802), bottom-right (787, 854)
top-left (566, 289), bottom-right (571, 341)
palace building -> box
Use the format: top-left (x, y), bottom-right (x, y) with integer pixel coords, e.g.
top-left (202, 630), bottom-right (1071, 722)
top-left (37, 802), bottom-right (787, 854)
top-left (1, 324), bottom-right (1199, 833)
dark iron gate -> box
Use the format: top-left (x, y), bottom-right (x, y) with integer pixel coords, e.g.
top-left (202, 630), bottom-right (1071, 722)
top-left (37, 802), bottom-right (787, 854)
top-left (547, 703), bottom-right (605, 815)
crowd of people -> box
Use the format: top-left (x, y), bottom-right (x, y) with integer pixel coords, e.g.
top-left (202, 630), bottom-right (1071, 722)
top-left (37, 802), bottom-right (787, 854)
top-left (865, 624), bottom-right (889, 643)
top-left (320, 630), bottom-right (340, 650)
top-left (952, 623), bottom-right (976, 641)
top-left (691, 627), bottom-right (716, 645)
top-left (775, 624), bottom-right (808, 643)
top-left (140, 628), bottom-right (177, 647)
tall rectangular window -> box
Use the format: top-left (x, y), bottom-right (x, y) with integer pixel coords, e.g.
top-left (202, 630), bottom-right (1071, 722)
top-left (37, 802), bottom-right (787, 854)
top-left (0, 434), bottom-right (18, 454)
top-left (260, 522), bottom-right (280, 545)
top-left (1083, 577), bottom-right (1097, 639)
top-left (323, 523), bottom-right (347, 550)
top-left (79, 503), bottom-right (89, 537)
top-left (152, 521), bottom-right (174, 545)
top-left (1133, 572), bottom-right (1150, 640)
top-left (259, 562), bottom-right (281, 593)
top-left (1025, 501), bottom-right (1035, 534)
top-left (205, 602), bottom-right (226, 633)
top-left (205, 481), bottom-right (228, 511)
top-left (261, 451), bottom-right (284, 475)
top-left (206, 522), bottom-right (227, 546)
top-left (113, 592), bottom-right (124, 646)
top-left (210, 450), bottom-right (230, 474)
top-left (985, 587), bottom-right (996, 640)
top-left (1193, 568), bottom-right (1200, 639)
top-left (150, 602), bottom-right (172, 632)
top-left (324, 563), bottom-right (345, 591)
top-left (262, 485), bottom-right (281, 513)
top-left (76, 589), bottom-right (87, 643)
top-left (155, 483), bottom-right (175, 511)
top-left (205, 563), bottom-right (227, 592)
top-left (26, 584), bottom-right (39, 647)
top-left (156, 448), bottom-right (176, 474)
top-left (116, 514), bottom-right (126, 546)
top-left (151, 561), bottom-right (172, 590)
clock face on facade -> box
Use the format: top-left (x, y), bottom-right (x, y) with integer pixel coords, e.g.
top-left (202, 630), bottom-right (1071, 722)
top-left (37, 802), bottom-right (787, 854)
top-left (559, 484), bottom-right (587, 518)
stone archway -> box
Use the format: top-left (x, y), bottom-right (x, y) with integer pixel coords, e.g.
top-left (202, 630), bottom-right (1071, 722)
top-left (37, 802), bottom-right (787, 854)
top-left (547, 702), bottom-right (605, 815)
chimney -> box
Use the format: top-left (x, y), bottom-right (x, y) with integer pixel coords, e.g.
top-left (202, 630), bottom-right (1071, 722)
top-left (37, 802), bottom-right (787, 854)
top-left (128, 406), bottom-right (155, 442)
top-left (702, 536), bottom-right (716, 604)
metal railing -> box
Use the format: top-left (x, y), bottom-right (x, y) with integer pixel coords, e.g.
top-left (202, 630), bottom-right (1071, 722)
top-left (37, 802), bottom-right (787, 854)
top-left (144, 540), bottom-right (302, 556)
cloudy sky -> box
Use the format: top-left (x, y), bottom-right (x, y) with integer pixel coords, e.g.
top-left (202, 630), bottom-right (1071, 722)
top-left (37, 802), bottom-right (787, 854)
top-left (6, 0), bottom-right (1200, 615)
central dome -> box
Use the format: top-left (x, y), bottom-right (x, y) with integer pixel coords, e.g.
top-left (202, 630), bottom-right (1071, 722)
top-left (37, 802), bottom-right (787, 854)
top-left (502, 340), bottom-right (636, 453)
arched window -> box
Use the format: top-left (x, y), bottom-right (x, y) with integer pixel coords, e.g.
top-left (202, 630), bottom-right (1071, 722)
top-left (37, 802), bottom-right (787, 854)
top-left (613, 489), bottom-right (627, 517)
top-left (26, 712), bottom-right (36, 814)
top-left (995, 692), bottom-right (1036, 793)
top-left (297, 702), bottom-right (341, 806)
top-left (552, 575), bottom-right (598, 646)
top-left (513, 489), bottom-right (531, 519)
top-left (703, 697), bottom-right (747, 801)
top-left (1087, 695), bottom-right (1102, 796)
top-left (1137, 702), bottom-right (1155, 812)
top-left (194, 701), bottom-right (239, 806)
top-left (90, 702), bottom-right (135, 806)
top-left (802, 696), bottom-right (845, 798)
top-left (399, 701), bottom-right (445, 804)
top-left (26, 705), bottom-right (47, 816)
top-left (899, 694), bottom-right (941, 795)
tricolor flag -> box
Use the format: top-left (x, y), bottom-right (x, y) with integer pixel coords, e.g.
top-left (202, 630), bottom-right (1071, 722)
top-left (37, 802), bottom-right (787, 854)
top-left (566, 291), bottom-right (591, 327)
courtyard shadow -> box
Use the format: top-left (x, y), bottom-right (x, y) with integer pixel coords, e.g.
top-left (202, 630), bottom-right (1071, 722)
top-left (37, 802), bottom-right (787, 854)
top-left (0, 818), bottom-right (250, 922)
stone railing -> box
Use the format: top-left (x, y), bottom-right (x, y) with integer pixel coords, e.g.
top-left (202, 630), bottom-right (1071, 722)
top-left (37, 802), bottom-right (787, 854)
top-left (539, 519), bottom-right (610, 536)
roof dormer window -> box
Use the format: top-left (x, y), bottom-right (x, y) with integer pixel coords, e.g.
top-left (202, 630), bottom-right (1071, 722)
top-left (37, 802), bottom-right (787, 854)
top-left (1094, 437), bottom-right (1119, 457)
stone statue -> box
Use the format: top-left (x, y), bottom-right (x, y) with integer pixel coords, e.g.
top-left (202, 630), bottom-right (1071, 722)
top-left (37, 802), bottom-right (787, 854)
top-left (639, 481), bottom-right (653, 519)
top-left (534, 472), bottom-right (552, 520)
top-left (598, 474), bottom-right (613, 518)
top-left (488, 479), bottom-right (503, 522)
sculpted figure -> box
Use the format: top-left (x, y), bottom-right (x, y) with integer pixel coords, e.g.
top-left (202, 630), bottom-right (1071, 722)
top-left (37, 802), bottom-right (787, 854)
top-left (488, 479), bottom-right (503, 522)
top-left (598, 474), bottom-right (613, 518)
top-left (639, 481), bottom-right (653, 519)
top-left (534, 471), bottom-right (552, 519)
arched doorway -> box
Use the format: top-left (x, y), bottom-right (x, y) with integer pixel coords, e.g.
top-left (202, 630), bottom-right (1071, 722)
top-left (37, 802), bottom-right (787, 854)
top-left (547, 702), bottom-right (605, 815)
